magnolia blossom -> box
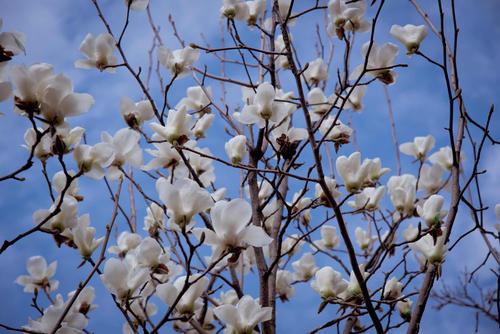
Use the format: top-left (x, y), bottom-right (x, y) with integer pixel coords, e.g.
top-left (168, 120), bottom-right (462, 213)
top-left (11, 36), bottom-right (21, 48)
top-left (310, 266), bottom-right (348, 299)
top-left (303, 58), bottom-right (329, 85)
top-left (494, 204), bottom-right (500, 233)
top-left (23, 294), bottom-right (87, 334)
top-left (387, 174), bottom-right (417, 220)
top-left (15, 256), bottom-right (59, 293)
top-left (235, 82), bottom-right (288, 128)
top-left (276, 270), bottom-right (295, 301)
top-left (177, 143), bottom-right (216, 186)
top-left (156, 274), bottom-right (209, 314)
top-left (125, 0), bottom-right (149, 11)
top-left (282, 234), bottom-right (304, 257)
top-left (156, 177), bottom-right (214, 230)
top-left (193, 199), bottom-right (272, 258)
top-left (340, 265), bottom-right (368, 299)
top-left (348, 186), bottom-right (386, 211)
top-left (0, 18), bottom-right (26, 58)
top-left (350, 42), bottom-right (400, 85)
top-left (134, 237), bottom-right (172, 270)
top-left (292, 252), bottom-right (319, 281)
top-left (108, 231), bottom-right (142, 257)
top-left (75, 33), bottom-right (118, 72)
top-left (157, 45), bottom-right (200, 78)
top-left (142, 133), bottom-right (181, 171)
top-left (101, 128), bottom-right (143, 181)
top-left (383, 277), bottom-right (403, 300)
top-left (417, 163), bottom-right (448, 194)
top-left (390, 24), bottom-right (428, 56)
top-left (225, 135), bottom-right (248, 164)
top-left (319, 117), bottom-right (353, 144)
top-left (312, 225), bottom-right (341, 251)
top-left (150, 108), bottom-right (192, 143)
top-left (10, 63), bottom-right (54, 115)
top-left (72, 214), bottom-right (104, 258)
top-left (33, 195), bottom-right (79, 233)
top-left (52, 170), bottom-right (80, 198)
top-left (176, 86), bottom-right (212, 115)
top-left (73, 142), bottom-right (114, 179)
top-left (399, 135), bottom-right (435, 161)
top-left (192, 113), bottom-right (214, 139)
top-left (0, 62), bottom-right (11, 102)
top-left (22, 128), bottom-right (52, 161)
top-left (429, 146), bottom-right (465, 170)
top-left (315, 176), bottom-right (341, 206)
top-left (355, 227), bottom-right (376, 251)
top-left (68, 286), bottom-right (98, 315)
top-left (246, 0), bottom-right (267, 27)
top-left (52, 124), bottom-right (85, 154)
top-left (214, 295), bottom-right (272, 334)
top-left (363, 157), bottom-right (391, 186)
top-left (344, 85), bottom-right (367, 112)
top-left (100, 257), bottom-right (149, 301)
top-left (410, 234), bottom-right (447, 265)
top-left (270, 117), bottom-right (308, 157)
top-left (327, 0), bottom-right (370, 37)
top-left (416, 194), bottom-right (448, 228)
top-left (275, 34), bottom-right (290, 69)
top-left (119, 97), bottom-right (154, 128)
top-left (220, 0), bottom-right (249, 21)
top-left (402, 223), bottom-right (419, 242)
top-left (307, 87), bottom-right (333, 121)
top-left (397, 298), bottom-right (413, 321)
top-left (336, 152), bottom-right (369, 193)
top-left (143, 203), bottom-right (165, 238)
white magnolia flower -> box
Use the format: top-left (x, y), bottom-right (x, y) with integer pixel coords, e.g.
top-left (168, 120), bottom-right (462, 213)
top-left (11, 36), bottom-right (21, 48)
top-left (235, 82), bottom-right (288, 128)
top-left (220, 0), bottom-right (249, 21)
top-left (416, 194), bottom-right (448, 228)
top-left (23, 294), bottom-right (87, 334)
top-left (119, 97), bottom-right (154, 128)
top-left (355, 227), bottom-right (376, 251)
top-left (340, 265), bottom-right (368, 299)
top-left (390, 24), bottom-right (428, 56)
top-left (312, 225), bottom-right (341, 251)
top-left (494, 204), bottom-right (500, 233)
top-left (270, 117), bottom-right (308, 154)
top-left (363, 157), bottom-right (391, 186)
top-left (72, 214), bottom-right (104, 258)
top-left (344, 85), bottom-right (367, 112)
top-left (307, 87), bottom-right (334, 121)
top-left (428, 146), bottom-right (465, 170)
top-left (22, 128), bottom-right (52, 161)
top-left (10, 63), bottom-right (54, 115)
top-left (143, 203), bottom-right (165, 237)
top-left (142, 133), bottom-right (181, 171)
top-left (315, 176), bottom-right (342, 206)
top-left (211, 187), bottom-right (227, 202)
top-left (402, 223), bottom-right (419, 242)
top-left (319, 117), bottom-right (353, 144)
top-left (125, 0), bottom-right (149, 11)
top-left (246, 0), bottom-right (267, 27)
top-left (156, 274), bottom-right (209, 314)
top-left (100, 257), bottom-right (149, 301)
top-left (175, 86), bottom-right (212, 116)
top-left (158, 45), bottom-right (200, 79)
top-left (292, 252), bottom-right (319, 281)
top-left (134, 237), bottom-right (172, 270)
top-left (150, 108), bottom-right (192, 143)
top-left (282, 234), bottom-right (304, 257)
top-left (108, 231), bottom-right (142, 257)
top-left (350, 42), bottom-right (400, 85)
top-left (101, 128), bottom-right (143, 181)
top-left (193, 199), bottom-right (272, 258)
top-left (399, 135), bottom-right (435, 161)
top-left (52, 124), bottom-right (85, 154)
top-left (276, 270), bottom-right (295, 301)
top-left (327, 0), bottom-right (370, 37)
top-left (75, 33), bottom-right (118, 72)
top-left (303, 58), bottom-right (329, 85)
top-left (68, 286), bottom-right (98, 315)
top-left (310, 266), bottom-right (348, 299)
top-left (0, 18), bottom-right (26, 58)
top-left (387, 174), bottom-right (417, 220)
top-left (156, 177), bottom-right (214, 230)
top-left (73, 142), bottom-right (114, 179)
top-left (410, 234), bottom-right (447, 265)
top-left (33, 195), bottom-right (79, 233)
top-left (225, 135), bottom-right (247, 164)
top-left (15, 256), bottom-right (59, 293)
top-left (178, 143), bottom-right (216, 187)
top-left (336, 152), bottom-right (370, 193)
top-left (192, 113), bottom-right (214, 139)
top-left (217, 290), bottom-right (239, 306)
top-left (417, 163), bottom-right (448, 194)
top-left (214, 295), bottom-right (272, 334)
top-left (397, 298), bottom-right (413, 321)
top-left (0, 62), bottom-right (12, 102)
top-left (52, 170), bottom-right (80, 198)
top-left (275, 34), bottom-right (290, 69)
top-left (383, 277), bottom-right (403, 300)
top-left (348, 186), bottom-right (386, 211)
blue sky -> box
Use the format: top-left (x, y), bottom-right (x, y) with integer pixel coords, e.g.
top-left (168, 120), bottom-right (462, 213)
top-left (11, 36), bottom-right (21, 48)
top-left (0, 0), bottom-right (499, 333)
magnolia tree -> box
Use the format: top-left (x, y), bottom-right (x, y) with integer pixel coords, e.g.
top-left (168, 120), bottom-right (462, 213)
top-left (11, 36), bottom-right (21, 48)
top-left (0, 0), bottom-right (498, 333)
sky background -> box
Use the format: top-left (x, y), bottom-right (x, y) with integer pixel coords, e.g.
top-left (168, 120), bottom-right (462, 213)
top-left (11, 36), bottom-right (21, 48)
top-left (0, 0), bottom-right (499, 333)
